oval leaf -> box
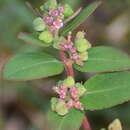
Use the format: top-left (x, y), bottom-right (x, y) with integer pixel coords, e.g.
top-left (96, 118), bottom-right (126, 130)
top-left (47, 109), bottom-right (84, 130)
top-left (60, 1), bottom-right (101, 36)
top-left (3, 53), bottom-right (64, 80)
top-left (74, 46), bottom-right (130, 72)
top-left (81, 72), bottom-right (130, 110)
top-left (18, 32), bottom-right (51, 47)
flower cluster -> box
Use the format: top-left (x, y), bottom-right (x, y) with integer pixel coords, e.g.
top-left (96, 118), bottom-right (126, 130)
top-left (32, 0), bottom-right (91, 116)
top-left (51, 76), bottom-right (86, 116)
top-left (60, 31), bottom-right (91, 66)
top-left (33, 0), bottom-right (74, 44)
top-left (43, 5), bottom-right (64, 33)
top-left (32, 0), bottom-right (91, 66)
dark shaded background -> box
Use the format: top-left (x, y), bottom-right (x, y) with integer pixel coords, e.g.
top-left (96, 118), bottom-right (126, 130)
top-left (0, 0), bottom-right (130, 130)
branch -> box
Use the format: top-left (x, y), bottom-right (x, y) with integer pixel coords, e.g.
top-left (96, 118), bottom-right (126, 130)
top-left (59, 50), bottom-right (74, 77)
top-left (59, 50), bottom-right (91, 130)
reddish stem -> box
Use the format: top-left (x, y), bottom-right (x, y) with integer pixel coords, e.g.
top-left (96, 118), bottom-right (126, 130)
top-left (59, 50), bottom-right (74, 77)
top-left (59, 50), bottom-right (91, 130)
top-left (82, 116), bottom-right (92, 130)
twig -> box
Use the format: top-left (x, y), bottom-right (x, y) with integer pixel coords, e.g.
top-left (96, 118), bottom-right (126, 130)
top-left (59, 50), bottom-right (74, 77)
top-left (59, 50), bottom-right (91, 130)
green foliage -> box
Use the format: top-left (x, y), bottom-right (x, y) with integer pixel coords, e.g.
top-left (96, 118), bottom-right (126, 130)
top-left (63, 4), bottom-right (74, 18)
top-left (3, 53), bottom-right (64, 80)
top-left (81, 72), bottom-right (130, 110)
top-left (60, 1), bottom-right (101, 36)
top-left (47, 108), bottom-right (84, 130)
top-left (74, 46), bottom-right (130, 72)
top-left (3, 0), bottom-right (130, 129)
top-left (18, 33), bottom-right (51, 47)
top-left (0, 0), bottom-right (34, 51)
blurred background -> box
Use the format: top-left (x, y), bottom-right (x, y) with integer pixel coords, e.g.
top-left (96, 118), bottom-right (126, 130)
top-left (0, 0), bottom-right (130, 130)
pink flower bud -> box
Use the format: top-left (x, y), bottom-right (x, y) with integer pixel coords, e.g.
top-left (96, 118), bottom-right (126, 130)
top-left (58, 6), bottom-right (64, 13)
top-left (69, 47), bottom-right (76, 53)
top-left (67, 99), bottom-right (74, 108)
top-left (59, 90), bottom-right (66, 99)
top-left (72, 53), bottom-right (80, 60)
top-left (53, 19), bottom-right (63, 29)
top-left (60, 43), bottom-right (68, 50)
top-left (66, 41), bottom-right (73, 49)
top-left (53, 87), bottom-right (60, 94)
top-left (60, 85), bottom-right (67, 91)
top-left (49, 9), bottom-right (59, 17)
top-left (74, 101), bottom-right (84, 110)
top-left (49, 26), bottom-right (57, 32)
top-left (70, 87), bottom-right (78, 99)
top-left (64, 44), bottom-right (69, 49)
top-left (44, 17), bottom-right (53, 24)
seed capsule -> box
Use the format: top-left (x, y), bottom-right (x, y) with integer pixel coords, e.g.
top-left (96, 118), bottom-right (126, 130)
top-left (75, 39), bottom-right (91, 52)
top-left (108, 119), bottom-right (122, 130)
top-left (38, 30), bottom-right (53, 43)
top-left (63, 76), bottom-right (75, 88)
top-left (76, 83), bottom-right (86, 97)
top-left (76, 31), bottom-right (85, 39)
top-left (33, 17), bottom-right (46, 31)
top-left (79, 51), bottom-right (88, 61)
top-left (63, 4), bottom-right (74, 18)
top-left (51, 97), bottom-right (58, 111)
top-left (56, 101), bottom-right (69, 116)
top-left (41, 0), bottom-right (57, 11)
top-left (48, 0), bottom-right (57, 9)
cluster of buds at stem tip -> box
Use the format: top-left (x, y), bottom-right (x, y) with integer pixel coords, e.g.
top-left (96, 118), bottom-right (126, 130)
top-left (33, 0), bottom-right (74, 45)
top-left (51, 76), bottom-right (87, 116)
top-left (59, 31), bottom-right (91, 66)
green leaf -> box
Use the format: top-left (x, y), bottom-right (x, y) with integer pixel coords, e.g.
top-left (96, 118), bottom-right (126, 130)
top-left (74, 46), bottom-right (130, 72)
top-left (3, 53), bottom-right (64, 80)
top-left (47, 109), bottom-right (84, 130)
top-left (60, 1), bottom-right (101, 36)
top-left (18, 32), bottom-right (51, 47)
top-left (81, 72), bottom-right (130, 110)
